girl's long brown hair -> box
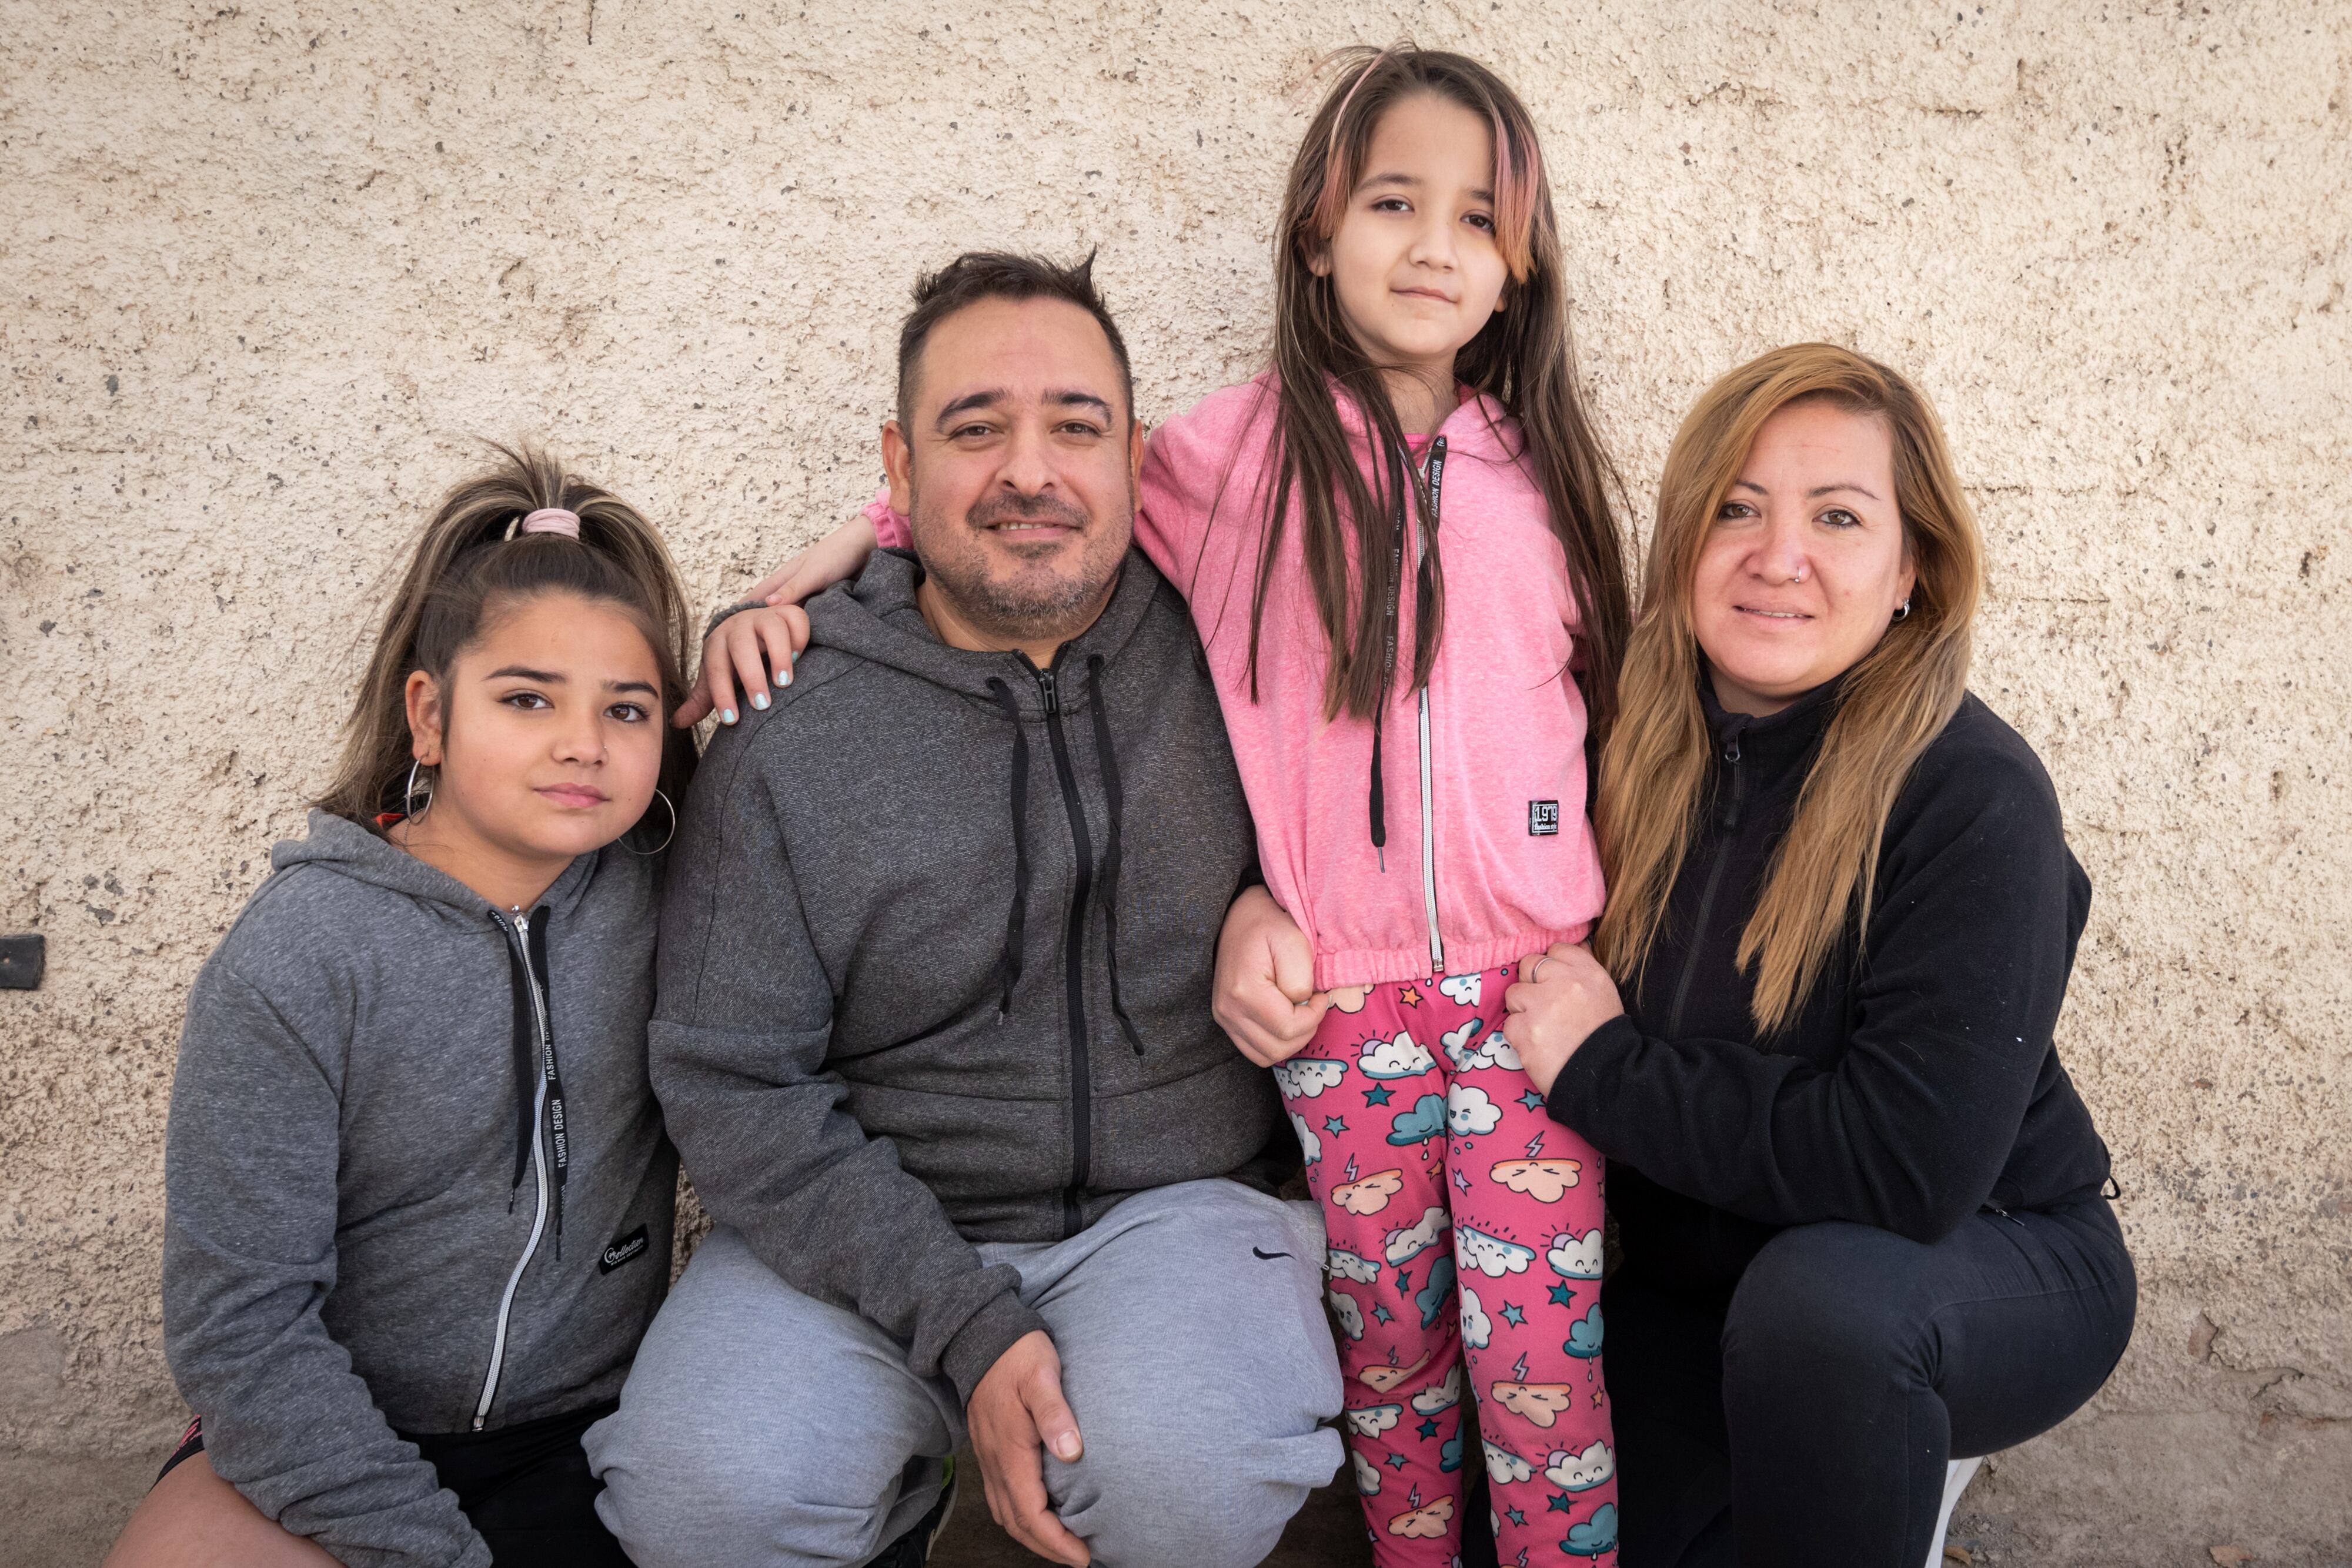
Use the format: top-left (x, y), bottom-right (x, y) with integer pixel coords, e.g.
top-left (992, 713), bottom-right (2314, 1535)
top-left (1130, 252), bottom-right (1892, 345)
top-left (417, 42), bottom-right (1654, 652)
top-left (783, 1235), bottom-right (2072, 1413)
top-left (1246, 46), bottom-right (1629, 730)
top-left (1593, 344), bottom-right (1984, 1033)
top-left (317, 443), bottom-right (697, 840)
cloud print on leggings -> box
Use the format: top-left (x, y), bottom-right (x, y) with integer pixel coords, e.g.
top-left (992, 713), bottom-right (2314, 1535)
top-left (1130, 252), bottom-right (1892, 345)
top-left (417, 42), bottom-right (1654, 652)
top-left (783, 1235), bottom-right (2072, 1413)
top-left (1446, 1082), bottom-right (1503, 1136)
top-left (1415, 1253), bottom-right (1459, 1328)
top-left (1272, 1057), bottom-right (1346, 1101)
top-left (1359, 1350), bottom-right (1431, 1394)
top-left (1288, 1110), bottom-right (1320, 1166)
top-left (1455, 1223), bottom-right (1537, 1278)
top-left (1387, 1495), bottom-right (1455, 1539)
top-left (1562, 1503), bottom-right (1619, 1556)
top-left (1331, 1168), bottom-right (1405, 1216)
top-left (1384, 1205), bottom-right (1449, 1266)
top-left (1411, 1363), bottom-right (1463, 1415)
top-left (1491, 1157), bottom-right (1582, 1203)
top-left (1564, 1303), bottom-right (1605, 1360)
top-left (1546, 1441), bottom-right (1616, 1492)
top-left (1345, 1403), bottom-right (1404, 1438)
top-left (1328, 1286), bottom-right (1365, 1342)
top-left (1387, 1094), bottom-right (1449, 1146)
top-left (1547, 1229), bottom-right (1605, 1280)
top-left (1483, 1438), bottom-right (1534, 1485)
top-left (1458, 1283), bottom-right (1494, 1349)
top-left (1326, 1246), bottom-right (1381, 1285)
top-left (1359, 1031), bottom-right (1437, 1079)
top-left (1444, 1024), bottom-right (1522, 1074)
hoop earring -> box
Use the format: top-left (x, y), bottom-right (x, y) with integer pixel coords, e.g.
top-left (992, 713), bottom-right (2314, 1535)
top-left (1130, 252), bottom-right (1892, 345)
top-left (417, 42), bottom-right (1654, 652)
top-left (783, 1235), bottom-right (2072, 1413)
top-left (403, 759), bottom-right (435, 821)
top-left (1892, 597), bottom-right (1912, 623)
top-left (626, 788), bottom-right (677, 857)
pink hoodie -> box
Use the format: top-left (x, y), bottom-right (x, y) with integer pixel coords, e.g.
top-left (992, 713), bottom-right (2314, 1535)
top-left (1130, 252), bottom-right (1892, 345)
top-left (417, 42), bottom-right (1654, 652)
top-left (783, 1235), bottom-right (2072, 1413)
top-left (871, 375), bottom-right (1603, 991)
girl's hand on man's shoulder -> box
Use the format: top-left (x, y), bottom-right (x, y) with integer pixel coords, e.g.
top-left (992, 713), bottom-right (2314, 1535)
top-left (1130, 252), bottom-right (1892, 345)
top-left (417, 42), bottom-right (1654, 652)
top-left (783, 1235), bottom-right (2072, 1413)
top-left (678, 604), bottom-right (810, 730)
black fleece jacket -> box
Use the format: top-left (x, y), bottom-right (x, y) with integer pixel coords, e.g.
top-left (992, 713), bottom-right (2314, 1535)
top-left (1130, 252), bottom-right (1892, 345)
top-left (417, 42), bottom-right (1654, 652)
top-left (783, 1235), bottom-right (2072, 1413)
top-left (1546, 676), bottom-right (2113, 1299)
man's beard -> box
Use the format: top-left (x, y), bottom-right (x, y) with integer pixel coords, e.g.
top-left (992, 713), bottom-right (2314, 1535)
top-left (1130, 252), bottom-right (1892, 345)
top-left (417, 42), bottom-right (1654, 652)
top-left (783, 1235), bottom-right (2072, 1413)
top-left (909, 486), bottom-right (1131, 645)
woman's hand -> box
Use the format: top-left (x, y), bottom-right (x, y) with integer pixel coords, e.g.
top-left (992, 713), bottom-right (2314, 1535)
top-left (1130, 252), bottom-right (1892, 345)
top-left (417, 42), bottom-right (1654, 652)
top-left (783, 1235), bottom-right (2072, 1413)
top-left (675, 604), bottom-right (811, 728)
top-left (676, 516), bottom-right (880, 728)
top-left (1213, 886), bottom-right (1330, 1068)
top-left (1502, 942), bottom-right (1625, 1098)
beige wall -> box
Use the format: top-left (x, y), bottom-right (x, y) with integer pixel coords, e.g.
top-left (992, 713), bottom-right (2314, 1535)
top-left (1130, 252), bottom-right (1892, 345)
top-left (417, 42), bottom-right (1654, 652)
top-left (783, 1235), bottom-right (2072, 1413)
top-left (4, 1), bottom-right (2346, 1560)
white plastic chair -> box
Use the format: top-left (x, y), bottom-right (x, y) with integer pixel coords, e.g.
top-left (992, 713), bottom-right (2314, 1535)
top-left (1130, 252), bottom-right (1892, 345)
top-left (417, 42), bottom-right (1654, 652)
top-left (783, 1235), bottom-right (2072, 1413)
top-left (1927, 1456), bottom-right (1984, 1566)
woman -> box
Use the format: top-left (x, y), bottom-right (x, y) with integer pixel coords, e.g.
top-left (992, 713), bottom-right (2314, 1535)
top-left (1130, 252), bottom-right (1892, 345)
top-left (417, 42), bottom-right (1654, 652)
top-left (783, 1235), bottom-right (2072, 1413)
top-left (1496, 343), bottom-right (2135, 1566)
top-left (1217, 341), bottom-right (2132, 1564)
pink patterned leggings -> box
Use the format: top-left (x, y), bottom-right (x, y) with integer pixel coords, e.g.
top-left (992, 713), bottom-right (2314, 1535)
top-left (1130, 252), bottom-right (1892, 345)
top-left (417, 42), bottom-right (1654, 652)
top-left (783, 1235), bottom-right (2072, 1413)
top-left (1276, 964), bottom-right (1619, 1567)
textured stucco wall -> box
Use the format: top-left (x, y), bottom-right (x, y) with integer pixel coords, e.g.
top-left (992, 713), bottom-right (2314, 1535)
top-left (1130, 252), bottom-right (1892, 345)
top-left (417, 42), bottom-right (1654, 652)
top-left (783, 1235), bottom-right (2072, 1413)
top-left (4, 1), bottom-right (2346, 1561)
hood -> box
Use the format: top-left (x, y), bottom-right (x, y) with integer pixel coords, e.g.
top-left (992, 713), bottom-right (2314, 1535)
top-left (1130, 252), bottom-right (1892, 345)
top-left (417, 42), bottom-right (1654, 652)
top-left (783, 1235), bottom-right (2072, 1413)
top-left (271, 808), bottom-right (597, 921)
top-left (1226, 371), bottom-right (1526, 469)
top-left (803, 544), bottom-right (1163, 717)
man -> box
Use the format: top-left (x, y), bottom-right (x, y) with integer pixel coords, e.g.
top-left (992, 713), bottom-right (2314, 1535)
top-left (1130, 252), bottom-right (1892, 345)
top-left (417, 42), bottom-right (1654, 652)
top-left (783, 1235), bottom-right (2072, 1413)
top-left (587, 253), bottom-right (1344, 1568)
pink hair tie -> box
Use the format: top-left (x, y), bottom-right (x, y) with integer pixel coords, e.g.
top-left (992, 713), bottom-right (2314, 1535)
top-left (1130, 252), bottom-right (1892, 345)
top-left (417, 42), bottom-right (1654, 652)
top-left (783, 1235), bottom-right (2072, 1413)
top-left (520, 507), bottom-right (580, 539)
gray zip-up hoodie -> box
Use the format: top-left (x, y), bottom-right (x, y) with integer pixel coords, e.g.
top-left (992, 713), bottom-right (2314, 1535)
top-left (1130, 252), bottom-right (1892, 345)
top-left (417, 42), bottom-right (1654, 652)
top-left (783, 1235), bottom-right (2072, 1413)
top-left (162, 813), bottom-right (676, 1568)
top-left (654, 547), bottom-right (1286, 1401)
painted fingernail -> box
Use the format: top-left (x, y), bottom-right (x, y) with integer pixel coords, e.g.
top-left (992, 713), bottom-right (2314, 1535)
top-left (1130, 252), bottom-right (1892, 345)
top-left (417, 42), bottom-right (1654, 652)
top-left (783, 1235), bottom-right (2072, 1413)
top-left (751, 691), bottom-right (770, 710)
top-left (720, 708), bottom-right (738, 724)
top-left (779, 667), bottom-right (793, 686)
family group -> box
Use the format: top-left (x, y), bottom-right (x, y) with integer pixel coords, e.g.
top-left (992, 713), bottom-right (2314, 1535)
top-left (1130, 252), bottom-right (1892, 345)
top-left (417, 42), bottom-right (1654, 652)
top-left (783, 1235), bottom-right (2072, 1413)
top-left (103, 45), bottom-right (2135, 1568)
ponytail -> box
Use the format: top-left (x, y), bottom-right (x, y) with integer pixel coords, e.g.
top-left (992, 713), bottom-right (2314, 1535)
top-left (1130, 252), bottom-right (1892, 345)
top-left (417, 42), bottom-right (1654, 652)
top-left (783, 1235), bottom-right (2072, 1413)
top-left (316, 443), bottom-right (697, 839)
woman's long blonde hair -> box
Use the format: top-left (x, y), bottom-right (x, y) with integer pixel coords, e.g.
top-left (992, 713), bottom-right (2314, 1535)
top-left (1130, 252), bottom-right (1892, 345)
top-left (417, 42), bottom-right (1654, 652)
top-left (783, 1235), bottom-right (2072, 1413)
top-left (1593, 344), bottom-right (1984, 1033)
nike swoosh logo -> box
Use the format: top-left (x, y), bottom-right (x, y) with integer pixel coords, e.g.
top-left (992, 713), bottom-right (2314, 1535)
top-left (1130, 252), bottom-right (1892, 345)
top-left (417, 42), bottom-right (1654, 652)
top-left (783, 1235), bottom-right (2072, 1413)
top-left (1252, 1247), bottom-right (1294, 1261)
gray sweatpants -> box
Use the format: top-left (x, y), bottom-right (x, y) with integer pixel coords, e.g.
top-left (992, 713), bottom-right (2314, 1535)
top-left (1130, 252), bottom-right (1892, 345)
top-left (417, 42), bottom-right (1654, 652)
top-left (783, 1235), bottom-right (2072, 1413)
top-left (585, 1178), bottom-right (1346, 1568)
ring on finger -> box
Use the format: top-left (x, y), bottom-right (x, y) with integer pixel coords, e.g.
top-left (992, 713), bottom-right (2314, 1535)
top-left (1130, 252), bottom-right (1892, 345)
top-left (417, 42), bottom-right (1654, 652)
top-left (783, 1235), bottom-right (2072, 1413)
top-left (1528, 954), bottom-right (1554, 983)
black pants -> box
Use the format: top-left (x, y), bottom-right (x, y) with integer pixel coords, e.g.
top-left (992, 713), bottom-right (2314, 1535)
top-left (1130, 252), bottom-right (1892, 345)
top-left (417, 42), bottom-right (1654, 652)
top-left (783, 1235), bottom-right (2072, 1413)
top-left (1605, 1190), bottom-right (2135, 1568)
top-left (406, 1401), bottom-right (632, 1567)
top-left (162, 1400), bottom-right (628, 1567)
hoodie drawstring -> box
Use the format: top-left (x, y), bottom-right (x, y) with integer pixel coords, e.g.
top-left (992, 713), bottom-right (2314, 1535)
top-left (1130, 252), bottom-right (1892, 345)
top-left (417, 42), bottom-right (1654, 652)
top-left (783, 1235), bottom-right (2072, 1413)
top-left (1368, 436), bottom-right (1445, 862)
top-left (1087, 657), bottom-right (1147, 1054)
top-left (984, 678), bottom-right (1031, 1018)
top-left (502, 937), bottom-right (536, 1201)
top-left (498, 908), bottom-right (567, 1258)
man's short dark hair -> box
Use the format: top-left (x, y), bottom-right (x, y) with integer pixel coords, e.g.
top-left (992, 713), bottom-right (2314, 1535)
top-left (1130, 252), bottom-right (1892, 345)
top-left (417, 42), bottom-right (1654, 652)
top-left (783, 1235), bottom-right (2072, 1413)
top-left (896, 251), bottom-right (1135, 434)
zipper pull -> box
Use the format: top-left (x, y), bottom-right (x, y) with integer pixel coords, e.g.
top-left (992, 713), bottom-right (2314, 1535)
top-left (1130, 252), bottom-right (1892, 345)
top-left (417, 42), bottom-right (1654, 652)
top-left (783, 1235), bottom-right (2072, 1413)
top-left (1038, 671), bottom-right (1059, 715)
top-left (1717, 734), bottom-right (1746, 831)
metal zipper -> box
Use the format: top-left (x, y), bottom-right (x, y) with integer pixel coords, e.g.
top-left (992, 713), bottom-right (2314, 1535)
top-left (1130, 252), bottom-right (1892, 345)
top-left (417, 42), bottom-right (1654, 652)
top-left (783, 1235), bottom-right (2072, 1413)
top-left (1027, 654), bottom-right (1097, 1239)
top-left (1413, 440), bottom-right (1448, 977)
top-left (476, 907), bottom-right (553, 1431)
top-left (1416, 686), bottom-right (1442, 975)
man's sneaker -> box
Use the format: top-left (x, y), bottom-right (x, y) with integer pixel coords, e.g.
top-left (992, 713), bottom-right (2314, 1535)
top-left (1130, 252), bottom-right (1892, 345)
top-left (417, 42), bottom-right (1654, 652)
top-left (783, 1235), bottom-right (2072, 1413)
top-left (868, 1459), bottom-right (957, 1567)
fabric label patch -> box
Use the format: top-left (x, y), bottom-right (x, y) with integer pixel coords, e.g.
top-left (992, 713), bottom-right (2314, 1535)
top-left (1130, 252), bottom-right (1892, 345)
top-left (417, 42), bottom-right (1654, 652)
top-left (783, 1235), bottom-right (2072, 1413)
top-left (1528, 801), bottom-right (1561, 837)
top-left (599, 1225), bottom-right (650, 1275)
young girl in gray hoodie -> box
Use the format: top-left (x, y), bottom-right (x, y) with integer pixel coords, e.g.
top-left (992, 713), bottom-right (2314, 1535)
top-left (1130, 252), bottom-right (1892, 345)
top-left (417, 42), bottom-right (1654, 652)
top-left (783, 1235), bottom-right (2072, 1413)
top-left (105, 447), bottom-right (699, 1568)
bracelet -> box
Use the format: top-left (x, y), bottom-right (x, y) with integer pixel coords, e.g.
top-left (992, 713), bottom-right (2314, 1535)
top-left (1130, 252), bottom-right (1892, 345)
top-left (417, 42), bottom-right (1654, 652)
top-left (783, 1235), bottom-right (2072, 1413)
top-left (701, 599), bottom-right (765, 643)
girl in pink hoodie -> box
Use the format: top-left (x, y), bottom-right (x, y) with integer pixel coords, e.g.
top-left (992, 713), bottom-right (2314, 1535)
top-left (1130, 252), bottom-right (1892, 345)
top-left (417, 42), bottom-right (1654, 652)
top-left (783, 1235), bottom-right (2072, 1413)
top-left (704, 47), bottom-right (1630, 1567)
